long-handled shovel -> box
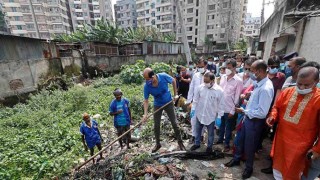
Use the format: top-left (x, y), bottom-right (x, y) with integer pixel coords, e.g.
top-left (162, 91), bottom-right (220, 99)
top-left (75, 97), bottom-right (179, 171)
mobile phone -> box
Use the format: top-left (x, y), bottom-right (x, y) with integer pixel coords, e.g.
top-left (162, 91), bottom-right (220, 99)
top-left (307, 151), bottom-right (313, 160)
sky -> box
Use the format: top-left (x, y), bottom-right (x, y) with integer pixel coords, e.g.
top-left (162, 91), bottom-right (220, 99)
top-left (111, 0), bottom-right (275, 22)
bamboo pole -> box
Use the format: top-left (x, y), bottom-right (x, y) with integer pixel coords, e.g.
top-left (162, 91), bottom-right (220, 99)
top-left (75, 97), bottom-right (178, 171)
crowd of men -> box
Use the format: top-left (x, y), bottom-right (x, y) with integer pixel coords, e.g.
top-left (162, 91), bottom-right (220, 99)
top-left (80, 52), bottom-right (320, 179)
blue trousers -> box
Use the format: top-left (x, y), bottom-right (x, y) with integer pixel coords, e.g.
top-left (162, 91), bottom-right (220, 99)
top-left (218, 113), bottom-right (233, 148)
top-left (301, 158), bottom-right (320, 180)
top-left (234, 116), bottom-right (265, 171)
top-left (195, 117), bottom-right (215, 149)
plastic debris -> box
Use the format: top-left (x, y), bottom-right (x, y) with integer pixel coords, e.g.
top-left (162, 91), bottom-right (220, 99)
top-left (158, 157), bottom-right (173, 164)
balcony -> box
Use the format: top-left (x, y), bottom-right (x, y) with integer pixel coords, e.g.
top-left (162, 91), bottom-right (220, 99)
top-left (3, 2), bottom-right (20, 7)
top-left (12, 29), bottom-right (28, 34)
top-left (6, 12), bottom-right (23, 16)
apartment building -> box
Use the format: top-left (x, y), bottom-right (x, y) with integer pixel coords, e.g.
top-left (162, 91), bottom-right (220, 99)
top-left (177, 0), bottom-right (248, 51)
top-left (0, 0), bottom-right (72, 39)
top-left (136, 0), bottom-right (177, 35)
top-left (68, 0), bottom-right (113, 30)
top-left (114, 0), bottom-right (137, 29)
top-left (244, 13), bottom-right (261, 37)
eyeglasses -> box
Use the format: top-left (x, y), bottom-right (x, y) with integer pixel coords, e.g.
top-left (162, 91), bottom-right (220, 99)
top-left (244, 68), bottom-right (250, 71)
top-left (269, 65), bottom-right (279, 69)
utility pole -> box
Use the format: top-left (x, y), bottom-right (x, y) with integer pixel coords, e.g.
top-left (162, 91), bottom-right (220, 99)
top-left (28, 0), bottom-right (40, 38)
top-left (175, 0), bottom-right (192, 63)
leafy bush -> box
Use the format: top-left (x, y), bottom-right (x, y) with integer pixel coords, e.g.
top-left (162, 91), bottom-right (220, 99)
top-left (120, 60), bottom-right (146, 84)
top-left (150, 62), bottom-right (172, 75)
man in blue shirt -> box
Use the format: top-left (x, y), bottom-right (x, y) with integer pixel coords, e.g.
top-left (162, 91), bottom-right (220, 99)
top-left (224, 60), bottom-right (274, 179)
top-left (80, 113), bottom-right (103, 163)
top-left (142, 68), bottom-right (186, 153)
top-left (109, 88), bottom-right (132, 149)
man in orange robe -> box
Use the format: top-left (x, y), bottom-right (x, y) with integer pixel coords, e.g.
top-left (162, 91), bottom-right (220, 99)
top-left (267, 66), bottom-right (320, 180)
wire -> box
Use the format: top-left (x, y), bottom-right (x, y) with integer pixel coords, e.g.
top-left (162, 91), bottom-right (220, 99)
top-left (277, 9), bottom-right (320, 34)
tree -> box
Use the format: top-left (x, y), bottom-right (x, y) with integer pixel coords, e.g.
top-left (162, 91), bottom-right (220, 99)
top-left (204, 36), bottom-right (213, 53)
top-left (0, 10), bottom-right (7, 30)
top-left (233, 39), bottom-right (248, 53)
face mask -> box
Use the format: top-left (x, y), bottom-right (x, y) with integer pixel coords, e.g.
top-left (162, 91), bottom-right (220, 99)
top-left (280, 63), bottom-right (285, 70)
top-left (317, 83), bottom-right (320, 88)
top-left (296, 86), bottom-right (314, 95)
top-left (198, 68), bottom-right (205, 73)
top-left (226, 69), bottom-right (232, 76)
top-left (244, 70), bottom-right (250, 76)
top-left (205, 83), bottom-right (212, 88)
top-left (146, 79), bottom-right (153, 86)
top-left (268, 68), bottom-right (279, 74)
top-left (285, 61), bottom-right (289, 66)
top-left (249, 72), bottom-right (257, 81)
top-left (189, 65), bottom-right (194, 69)
top-left (208, 62), bottom-right (213, 65)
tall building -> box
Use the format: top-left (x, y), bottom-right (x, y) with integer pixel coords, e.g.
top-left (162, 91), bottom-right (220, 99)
top-left (114, 0), bottom-right (137, 29)
top-left (176, 0), bottom-right (248, 51)
top-left (0, 0), bottom-right (72, 39)
top-left (244, 13), bottom-right (261, 37)
top-left (68, 0), bottom-right (113, 30)
top-left (136, 0), bottom-right (177, 35)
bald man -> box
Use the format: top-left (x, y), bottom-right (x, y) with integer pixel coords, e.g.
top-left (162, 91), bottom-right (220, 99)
top-left (225, 60), bottom-right (274, 179)
top-left (282, 57), bottom-right (306, 89)
top-left (266, 67), bottom-right (320, 180)
top-left (142, 68), bottom-right (186, 153)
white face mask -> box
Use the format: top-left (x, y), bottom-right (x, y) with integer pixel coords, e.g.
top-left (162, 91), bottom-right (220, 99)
top-left (296, 85), bottom-right (314, 95)
top-left (198, 68), bottom-right (205, 73)
top-left (205, 82), bottom-right (213, 88)
top-left (226, 69), bottom-right (232, 76)
top-left (208, 62), bottom-right (213, 65)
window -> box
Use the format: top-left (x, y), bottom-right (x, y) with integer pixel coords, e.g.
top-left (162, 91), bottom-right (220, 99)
top-left (16, 25), bottom-right (22, 30)
top-left (157, 25), bottom-right (160, 28)
top-left (196, 9), bottom-right (198, 16)
top-left (9, 0), bottom-right (15, 2)
top-left (146, 18), bottom-right (150, 22)
top-left (157, 7), bottom-right (160, 12)
top-left (195, 19), bottom-right (198, 26)
top-left (195, 29), bottom-right (198, 35)
top-left (145, 1), bottom-right (149, 5)
top-left (157, 16), bottom-right (160, 20)
top-left (220, 33), bottom-right (225, 38)
top-left (146, 10), bottom-right (149, 14)
top-left (187, 0), bottom-right (193, 3)
top-left (188, 27), bottom-right (192, 31)
top-left (223, 2), bottom-right (228, 8)
top-left (221, 24), bottom-right (225, 28)
top-left (27, 24), bottom-right (34, 29)
top-left (11, 7), bottom-right (17, 12)
top-left (208, 4), bottom-right (215, 10)
top-left (195, 38), bottom-right (197, 44)
top-left (151, 12), bottom-right (155, 17)
top-left (187, 17), bottom-right (193, 22)
top-left (196, 0), bottom-right (199, 6)
top-left (187, 8), bottom-right (193, 13)
top-left (207, 34), bottom-right (213, 39)
top-left (187, 36), bottom-right (192, 40)
top-left (14, 16), bottom-right (20, 21)
top-left (253, 30), bottom-right (256, 33)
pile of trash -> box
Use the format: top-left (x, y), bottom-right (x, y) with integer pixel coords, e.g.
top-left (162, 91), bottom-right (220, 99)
top-left (67, 111), bottom-right (228, 180)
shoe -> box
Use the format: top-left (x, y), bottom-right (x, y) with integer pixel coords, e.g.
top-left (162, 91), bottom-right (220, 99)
top-left (215, 140), bottom-right (223, 145)
top-left (261, 167), bottom-right (273, 174)
top-left (225, 159), bottom-right (240, 167)
top-left (242, 169), bottom-right (253, 179)
top-left (178, 141), bottom-right (186, 151)
top-left (151, 144), bottom-right (161, 153)
top-left (189, 136), bottom-right (195, 144)
top-left (190, 145), bottom-right (200, 151)
top-left (206, 147), bottom-right (212, 153)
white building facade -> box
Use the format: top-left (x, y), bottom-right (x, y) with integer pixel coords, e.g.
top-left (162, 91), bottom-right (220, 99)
top-left (114, 0), bottom-right (137, 29)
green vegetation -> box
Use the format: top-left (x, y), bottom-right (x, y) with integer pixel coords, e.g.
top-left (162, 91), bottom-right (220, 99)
top-left (54, 19), bottom-right (177, 44)
top-left (0, 60), bottom-right (177, 179)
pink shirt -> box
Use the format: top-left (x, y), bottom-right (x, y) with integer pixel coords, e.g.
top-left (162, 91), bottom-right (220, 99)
top-left (220, 74), bottom-right (243, 114)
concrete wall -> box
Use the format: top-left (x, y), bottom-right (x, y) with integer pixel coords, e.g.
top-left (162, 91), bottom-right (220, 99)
top-left (87, 54), bottom-right (186, 72)
top-left (0, 53), bottom-right (186, 98)
top-left (0, 35), bottom-right (58, 61)
top-left (299, 17), bottom-right (320, 63)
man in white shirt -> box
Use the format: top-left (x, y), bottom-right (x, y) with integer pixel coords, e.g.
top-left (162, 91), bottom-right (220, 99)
top-left (186, 59), bottom-right (209, 143)
top-left (190, 72), bottom-right (225, 153)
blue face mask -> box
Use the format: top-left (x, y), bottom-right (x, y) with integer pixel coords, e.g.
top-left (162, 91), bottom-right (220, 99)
top-left (317, 83), bottom-right (320, 88)
top-left (280, 63), bottom-right (285, 71)
top-left (146, 79), bottom-right (153, 86)
top-left (249, 72), bottom-right (257, 81)
top-left (268, 68), bottom-right (279, 75)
